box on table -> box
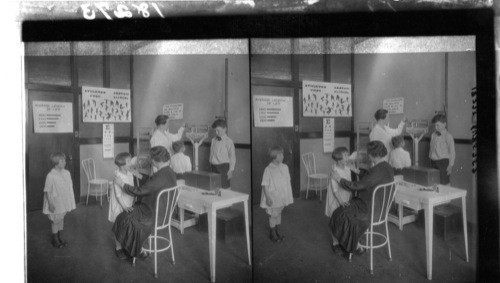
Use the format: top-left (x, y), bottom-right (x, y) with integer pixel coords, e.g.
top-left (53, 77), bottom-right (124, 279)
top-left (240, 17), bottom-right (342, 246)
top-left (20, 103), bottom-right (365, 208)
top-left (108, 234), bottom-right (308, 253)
top-left (184, 170), bottom-right (221, 191)
top-left (198, 208), bottom-right (244, 244)
top-left (418, 204), bottom-right (462, 241)
top-left (402, 166), bottom-right (440, 186)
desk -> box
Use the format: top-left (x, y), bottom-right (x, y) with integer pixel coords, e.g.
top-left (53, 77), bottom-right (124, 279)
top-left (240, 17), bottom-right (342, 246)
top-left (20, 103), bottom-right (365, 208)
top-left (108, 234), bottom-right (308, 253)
top-left (394, 181), bottom-right (469, 280)
top-left (177, 186), bottom-right (251, 283)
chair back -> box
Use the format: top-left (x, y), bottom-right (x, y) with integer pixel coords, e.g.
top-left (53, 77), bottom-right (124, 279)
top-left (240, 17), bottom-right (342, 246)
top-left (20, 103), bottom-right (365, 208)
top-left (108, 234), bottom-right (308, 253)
top-left (82, 158), bottom-right (97, 181)
top-left (369, 181), bottom-right (397, 226)
top-left (301, 152), bottom-right (317, 176)
top-left (154, 186), bottom-right (182, 230)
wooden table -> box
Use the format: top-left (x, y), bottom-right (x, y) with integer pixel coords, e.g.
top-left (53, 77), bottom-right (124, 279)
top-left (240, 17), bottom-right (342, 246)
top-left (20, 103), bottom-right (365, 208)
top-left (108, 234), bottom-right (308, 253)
top-left (393, 181), bottom-right (469, 280)
top-left (176, 186), bottom-right (251, 283)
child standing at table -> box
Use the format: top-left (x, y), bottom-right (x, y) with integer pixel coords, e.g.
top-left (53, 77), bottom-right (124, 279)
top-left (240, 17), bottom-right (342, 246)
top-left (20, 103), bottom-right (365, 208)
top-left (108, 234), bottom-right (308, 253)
top-left (260, 146), bottom-right (294, 242)
top-left (170, 141), bottom-right (192, 180)
top-left (108, 152), bottom-right (141, 224)
top-left (429, 114), bottom-right (455, 185)
top-left (388, 135), bottom-right (412, 175)
top-left (43, 152), bottom-right (76, 248)
top-left (210, 119), bottom-right (236, 189)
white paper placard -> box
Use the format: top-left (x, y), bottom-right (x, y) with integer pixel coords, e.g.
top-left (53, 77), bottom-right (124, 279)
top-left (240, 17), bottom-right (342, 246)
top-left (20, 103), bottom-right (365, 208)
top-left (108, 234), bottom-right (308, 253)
top-left (162, 103), bottom-right (184, 120)
top-left (33, 101), bottom-right (73, 133)
top-left (103, 124), bottom-right (114, 159)
top-left (383, 97), bottom-right (404, 114)
top-left (82, 86), bottom-right (131, 123)
top-left (323, 118), bottom-right (335, 153)
top-left (303, 81), bottom-right (352, 117)
top-left (253, 95), bottom-right (293, 127)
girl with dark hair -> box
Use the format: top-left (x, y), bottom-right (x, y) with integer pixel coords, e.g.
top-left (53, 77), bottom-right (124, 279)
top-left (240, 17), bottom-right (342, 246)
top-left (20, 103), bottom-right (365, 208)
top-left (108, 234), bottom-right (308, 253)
top-left (329, 141), bottom-right (394, 256)
top-left (112, 146), bottom-right (177, 260)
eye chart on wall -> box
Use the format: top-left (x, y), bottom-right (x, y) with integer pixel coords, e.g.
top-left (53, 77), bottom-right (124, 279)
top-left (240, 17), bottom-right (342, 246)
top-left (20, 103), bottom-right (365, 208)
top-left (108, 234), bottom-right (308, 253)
top-left (383, 97), bottom-right (404, 114)
top-left (323, 118), bottom-right (335, 153)
top-left (33, 101), bottom-right (73, 133)
top-left (103, 123), bottom-right (114, 158)
top-left (303, 81), bottom-right (352, 117)
top-left (162, 103), bottom-right (184, 120)
top-left (82, 86), bottom-right (131, 122)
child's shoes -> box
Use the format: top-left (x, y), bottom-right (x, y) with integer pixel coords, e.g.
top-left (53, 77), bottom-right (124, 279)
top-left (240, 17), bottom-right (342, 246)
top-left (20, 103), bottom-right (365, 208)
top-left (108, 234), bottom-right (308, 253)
top-left (275, 225), bottom-right (285, 241)
top-left (269, 227), bottom-right (281, 243)
top-left (58, 231), bottom-right (67, 247)
top-left (51, 233), bottom-right (63, 248)
top-left (115, 249), bottom-right (128, 260)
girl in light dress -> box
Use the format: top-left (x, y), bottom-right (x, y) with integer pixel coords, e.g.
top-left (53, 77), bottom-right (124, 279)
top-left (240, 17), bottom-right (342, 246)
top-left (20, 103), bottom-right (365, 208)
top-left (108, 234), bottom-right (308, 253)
top-left (108, 152), bottom-right (142, 223)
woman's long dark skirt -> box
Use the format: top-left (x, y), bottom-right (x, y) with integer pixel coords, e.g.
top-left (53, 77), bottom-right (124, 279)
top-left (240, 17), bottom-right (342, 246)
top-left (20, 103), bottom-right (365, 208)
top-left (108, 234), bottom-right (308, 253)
top-left (112, 208), bottom-right (154, 258)
top-left (329, 198), bottom-right (370, 253)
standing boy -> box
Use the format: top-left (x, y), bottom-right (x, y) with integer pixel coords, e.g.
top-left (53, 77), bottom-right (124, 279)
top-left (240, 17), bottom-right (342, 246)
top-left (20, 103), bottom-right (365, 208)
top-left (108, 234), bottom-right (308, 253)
top-left (209, 119), bottom-right (236, 189)
top-left (43, 152), bottom-right (76, 248)
top-left (429, 114), bottom-right (455, 185)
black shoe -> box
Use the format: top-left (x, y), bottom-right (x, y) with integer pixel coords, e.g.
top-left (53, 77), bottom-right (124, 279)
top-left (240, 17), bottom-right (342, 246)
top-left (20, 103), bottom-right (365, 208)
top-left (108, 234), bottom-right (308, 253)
top-left (331, 244), bottom-right (343, 256)
top-left (269, 228), bottom-right (281, 243)
top-left (115, 249), bottom-right (128, 260)
top-left (355, 248), bottom-right (366, 256)
top-left (51, 234), bottom-right (63, 248)
top-left (137, 251), bottom-right (150, 260)
top-left (58, 231), bottom-right (67, 247)
top-left (276, 225), bottom-right (285, 241)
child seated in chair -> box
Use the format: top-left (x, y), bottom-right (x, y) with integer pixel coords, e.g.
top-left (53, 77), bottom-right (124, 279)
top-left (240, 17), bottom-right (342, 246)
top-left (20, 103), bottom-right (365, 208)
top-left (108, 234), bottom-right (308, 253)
top-left (43, 152), bottom-right (76, 248)
top-left (260, 146), bottom-right (294, 242)
top-left (170, 141), bottom-right (192, 180)
top-left (108, 152), bottom-right (142, 223)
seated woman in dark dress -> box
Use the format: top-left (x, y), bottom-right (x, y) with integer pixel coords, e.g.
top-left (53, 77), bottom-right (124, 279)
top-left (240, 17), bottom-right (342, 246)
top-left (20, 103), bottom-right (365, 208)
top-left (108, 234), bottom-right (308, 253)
top-left (329, 140), bottom-right (394, 256)
top-left (112, 146), bottom-right (177, 260)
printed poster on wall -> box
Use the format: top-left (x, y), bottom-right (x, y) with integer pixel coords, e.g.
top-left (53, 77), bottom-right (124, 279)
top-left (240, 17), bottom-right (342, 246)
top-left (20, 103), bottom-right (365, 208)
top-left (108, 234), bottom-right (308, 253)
top-left (253, 95), bottom-right (293, 127)
top-left (303, 81), bottom-right (352, 117)
top-left (33, 101), bottom-right (73, 133)
top-left (383, 97), bottom-right (404, 114)
top-left (323, 118), bottom-right (335, 153)
top-left (103, 124), bottom-right (114, 159)
top-left (162, 103), bottom-right (184, 120)
top-left (82, 86), bottom-right (131, 123)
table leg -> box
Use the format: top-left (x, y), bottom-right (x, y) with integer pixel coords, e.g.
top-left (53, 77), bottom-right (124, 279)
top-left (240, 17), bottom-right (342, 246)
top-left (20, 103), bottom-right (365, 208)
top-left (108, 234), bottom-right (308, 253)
top-left (208, 208), bottom-right (217, 283)
top-left (243, 200), bottom-right (251, 265)
top-left (462, 196), bottom-right (469, 262)
top-left (424, 204), bottom-right (433, 280)
top-left (179, 207), bottom-right (185, 235)
top-left (398, 203), bottom-right (403, 231)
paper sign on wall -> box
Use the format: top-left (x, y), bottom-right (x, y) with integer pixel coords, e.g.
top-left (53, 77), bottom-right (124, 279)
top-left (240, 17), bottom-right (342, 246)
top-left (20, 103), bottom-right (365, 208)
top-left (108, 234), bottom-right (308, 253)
top-left (303, 81), bottom-right (352, 117)
top-left (323, 118), bottom-right (335, 153)
top-left (82, 86), bottom-right (131, 123)
top-left (162, 103), bottom-right (184, 120)
top-left (33, 101), bottom-right (73, 133)
top-left (103, 124), bottom-right (114, 159)
top-left (253, 95), bottom-right (293, 127)
top-left (383, 97), bottom-right (404, 114)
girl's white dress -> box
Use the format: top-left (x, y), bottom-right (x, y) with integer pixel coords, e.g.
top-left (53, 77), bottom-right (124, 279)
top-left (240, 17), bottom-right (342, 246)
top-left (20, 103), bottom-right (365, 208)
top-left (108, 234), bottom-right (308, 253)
top-left (325, 165), bottom-right (352, 217)
top-left (260, 162), bottom-right (294, 213)
top-left (108, 170), bottom-right (135, 222)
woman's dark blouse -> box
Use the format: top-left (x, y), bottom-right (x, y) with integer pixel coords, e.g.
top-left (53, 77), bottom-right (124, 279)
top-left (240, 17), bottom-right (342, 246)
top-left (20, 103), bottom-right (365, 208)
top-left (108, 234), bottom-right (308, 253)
top-left (339, 161), bottom-right (394, 208)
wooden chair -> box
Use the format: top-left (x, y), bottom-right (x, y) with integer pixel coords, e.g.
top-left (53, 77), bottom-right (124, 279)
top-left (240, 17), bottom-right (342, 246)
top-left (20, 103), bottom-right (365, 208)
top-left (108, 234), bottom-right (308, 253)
top-left (350, 181), bottom-right (398, 274)
top-left (301, 152), bottom-right (329, 200)
top-left (133, 186), bottom-right (181, 278)
top-left (81, 158), bottom-right (109, 207)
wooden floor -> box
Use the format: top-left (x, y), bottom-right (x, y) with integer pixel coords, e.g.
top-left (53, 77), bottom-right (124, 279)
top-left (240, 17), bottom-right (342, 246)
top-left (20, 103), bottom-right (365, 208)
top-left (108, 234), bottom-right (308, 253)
top-left (27, 200), bottom-right (252, 282)
top-left (253, 193), bottom-right (476, 283)
top-left (26, 193), bottom-right (476, 282)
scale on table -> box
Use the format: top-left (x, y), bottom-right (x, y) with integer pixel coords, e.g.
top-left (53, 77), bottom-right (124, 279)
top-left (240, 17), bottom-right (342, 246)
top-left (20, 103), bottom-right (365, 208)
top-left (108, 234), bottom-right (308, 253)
top-left (388, 119), bottom-right (430, 230)
top-left (172, 124), bottom-right (210, 233)
top-left (405, 119), bottom-right (429, 166)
